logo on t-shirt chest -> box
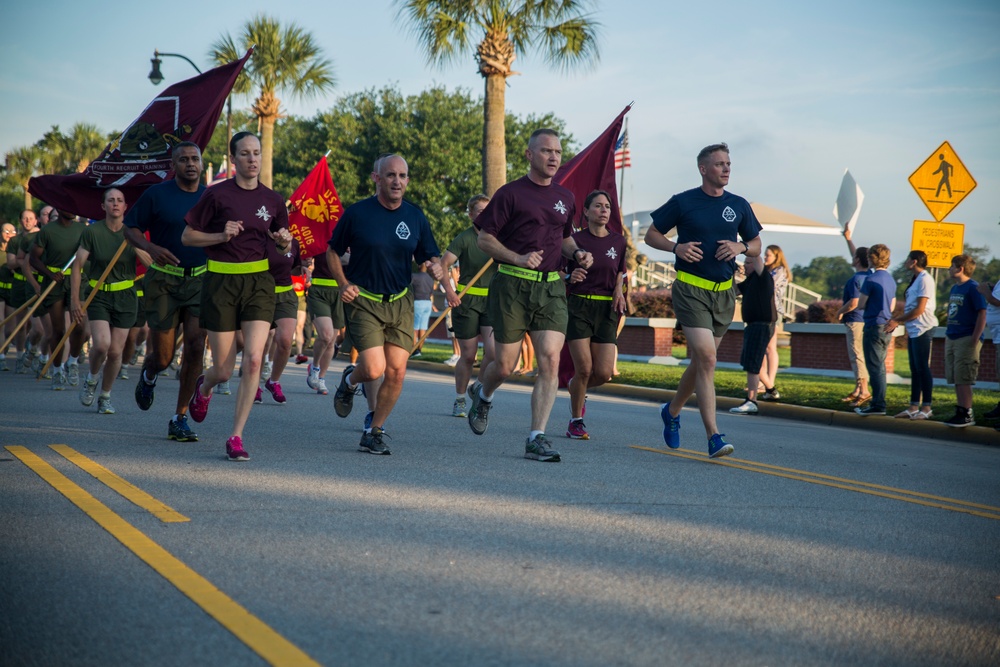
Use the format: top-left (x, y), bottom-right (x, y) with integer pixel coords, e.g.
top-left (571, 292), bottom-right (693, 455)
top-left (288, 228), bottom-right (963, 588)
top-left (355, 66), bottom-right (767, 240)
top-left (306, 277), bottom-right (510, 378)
top-left (395, 222), bottom-right (411, 240)
top-left (553, 200), bottom-right (568, 215)
top-left (256, 206), bottom-right (272, 222)
top-left (606, 247), bottom-right (618, 260)
top-left (722, 206), bottom-right (737, 223)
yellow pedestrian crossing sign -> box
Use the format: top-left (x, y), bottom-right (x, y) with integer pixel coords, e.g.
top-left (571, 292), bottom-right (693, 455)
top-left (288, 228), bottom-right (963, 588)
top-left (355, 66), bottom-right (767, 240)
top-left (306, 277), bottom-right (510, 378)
top-left (908, 141), bottom-right (976, 222)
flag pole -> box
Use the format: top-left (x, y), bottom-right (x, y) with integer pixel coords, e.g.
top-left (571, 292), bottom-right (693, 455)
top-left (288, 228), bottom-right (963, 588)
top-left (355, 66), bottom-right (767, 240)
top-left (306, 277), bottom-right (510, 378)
top-left (2, 255), bottom-right (77, 352)
top-left (38, 240), bottom-right (130, 380)
top-left (412, 258), bottom-right (495, 354)
top-left (0, 293), bottom-right (39, 328)
top-left (618, 117), bottom-right (628, 209)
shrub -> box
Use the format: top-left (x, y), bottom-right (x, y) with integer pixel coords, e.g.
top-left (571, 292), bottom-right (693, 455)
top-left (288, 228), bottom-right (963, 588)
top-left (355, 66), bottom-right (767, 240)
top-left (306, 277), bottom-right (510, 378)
top-left (629, 288), bottom-right (674, 318)
top-left (805, 299), bottom-right (844, 323)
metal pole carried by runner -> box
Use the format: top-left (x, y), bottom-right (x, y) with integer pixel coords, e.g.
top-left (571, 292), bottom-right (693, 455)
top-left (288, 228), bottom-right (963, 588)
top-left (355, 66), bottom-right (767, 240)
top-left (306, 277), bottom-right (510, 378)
top-left (1, 255), bottom-right (76, 352)
top-left (38, 240), bottom-right (129, 380)
top-left (0, 294), bottom-right (39, 329)
top-left (412, 258), bottom-right (494, 354)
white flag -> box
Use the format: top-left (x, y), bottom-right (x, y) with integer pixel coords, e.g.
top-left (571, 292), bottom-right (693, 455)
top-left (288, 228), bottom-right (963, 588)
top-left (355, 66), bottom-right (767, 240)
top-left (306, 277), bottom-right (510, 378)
top-left (833, 169), bottom-right (864, 236)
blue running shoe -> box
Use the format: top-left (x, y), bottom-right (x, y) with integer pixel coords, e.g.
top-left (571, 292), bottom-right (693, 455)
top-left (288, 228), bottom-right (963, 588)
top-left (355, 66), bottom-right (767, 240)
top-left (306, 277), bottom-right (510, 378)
top-left (708, 433), bottom-right (734, 459)
top-left (660, 402), bottom-right (680, 449)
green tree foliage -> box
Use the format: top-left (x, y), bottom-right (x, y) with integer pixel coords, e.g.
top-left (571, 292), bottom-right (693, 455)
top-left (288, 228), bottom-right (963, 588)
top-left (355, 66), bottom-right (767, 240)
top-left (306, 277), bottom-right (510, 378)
top-left (269, 85), bottom-right (573, 249)
top-left (394, 0), bottom-right (600, 195)
top-left (791, 256), bottom-right (855, 300)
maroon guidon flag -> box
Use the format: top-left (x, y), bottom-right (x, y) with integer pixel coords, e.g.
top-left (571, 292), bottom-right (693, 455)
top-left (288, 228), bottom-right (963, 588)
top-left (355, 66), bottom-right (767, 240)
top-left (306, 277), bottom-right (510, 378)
top-left (29, 49), bottom-right (252, 220)
top-left (287, 155), bottom-right (344, 259)
top-left (554, 103), bottom-right (631, 235)
top-left (554, 104), bottom-right (632, 388)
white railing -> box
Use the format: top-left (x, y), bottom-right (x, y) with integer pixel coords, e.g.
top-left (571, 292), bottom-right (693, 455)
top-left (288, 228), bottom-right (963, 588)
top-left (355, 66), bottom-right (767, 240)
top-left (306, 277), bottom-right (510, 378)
top-left (783, 282), bottom-right (823, 320)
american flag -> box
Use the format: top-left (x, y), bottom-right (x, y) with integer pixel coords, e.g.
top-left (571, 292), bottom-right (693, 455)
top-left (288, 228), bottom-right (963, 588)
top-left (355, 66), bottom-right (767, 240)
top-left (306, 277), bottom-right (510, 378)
top-left (614, 129), bottom-right (631, 169)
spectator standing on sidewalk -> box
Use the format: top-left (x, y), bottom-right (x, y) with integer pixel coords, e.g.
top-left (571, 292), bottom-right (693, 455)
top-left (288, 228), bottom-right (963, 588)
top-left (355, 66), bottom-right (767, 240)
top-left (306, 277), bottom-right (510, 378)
top-left (835, 228), bottom-right (871, 406)
top-left (883, 250), bottom-right (937, 419)
top-left (977, 276), bottom-right (1000, 426)
top-left (758, 244), bottom-right (789, 401)
top-left (730, 251), bottom-right (776, 416)
top-left (942, 254), bottom-right (987, 428)
top-left (853, 244), bottom-right (895, 417)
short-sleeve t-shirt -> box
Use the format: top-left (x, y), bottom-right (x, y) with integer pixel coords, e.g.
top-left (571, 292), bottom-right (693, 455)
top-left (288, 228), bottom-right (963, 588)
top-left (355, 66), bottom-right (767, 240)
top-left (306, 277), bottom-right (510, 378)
top-left (475, 176), bottom-right (576, 273)
top-left (566, 228), bottom-right (626, 297)
top-left (842, 270), bottom-right (868, 324)
top-left (267, 238), bottom-right (301, 288)
top-left (447, 227), bottom-right (496, 286)
top-left (903, 270), bottom-right (937, 338)
top-left (12, 230), bottom-right (38, 275)
top-left (328, 196), bottom-right (439, 295)
top-left (859, 268), bottom-right (896, 326)
top-left (125, 180), bottom-right (207, 269)
top-left (80, 222), bottom-right (137, 283)
top-left (35, 221), bottom-right (86, 270)
top-left (987, 281), bottom-right (1000, 331)
top-left (185, 179), bottom-right (288, 264)
top-left (311, 248), bottom-right (335, 280)
top-left (946, 280), bottom-right (987, 340)
top-left (411, 271), bottom-right (435, 301)
top-left (650, 187), bottom-right (762, 284)
top-left (738, 268), bottom-right (777, 324)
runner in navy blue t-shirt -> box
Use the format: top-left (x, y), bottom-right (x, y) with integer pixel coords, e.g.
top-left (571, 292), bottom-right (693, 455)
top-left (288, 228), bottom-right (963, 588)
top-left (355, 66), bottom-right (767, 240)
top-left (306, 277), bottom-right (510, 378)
top-left (328, 154), bottom-right (444, 455)
top-left (644, 143), bottom-right (762, 459)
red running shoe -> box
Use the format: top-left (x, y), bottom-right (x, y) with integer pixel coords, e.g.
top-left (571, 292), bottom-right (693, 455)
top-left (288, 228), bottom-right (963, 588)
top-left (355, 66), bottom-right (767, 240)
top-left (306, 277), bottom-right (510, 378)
top-left (188, 375), bottom-right (212, 423)
top-left (265, 379), bottom-right (286, 404)
top-left (226, 436), bottom-right (250, 461)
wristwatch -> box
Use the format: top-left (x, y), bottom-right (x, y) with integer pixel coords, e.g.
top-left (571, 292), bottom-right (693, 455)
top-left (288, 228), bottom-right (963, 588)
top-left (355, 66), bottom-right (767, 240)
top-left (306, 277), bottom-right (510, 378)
top-left (741, 241), bottom-right (749, 254)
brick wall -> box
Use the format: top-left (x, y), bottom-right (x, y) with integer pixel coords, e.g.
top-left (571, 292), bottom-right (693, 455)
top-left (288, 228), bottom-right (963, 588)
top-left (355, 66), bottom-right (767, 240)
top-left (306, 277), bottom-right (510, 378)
top-left (616, 318), bottom-right (675, 358)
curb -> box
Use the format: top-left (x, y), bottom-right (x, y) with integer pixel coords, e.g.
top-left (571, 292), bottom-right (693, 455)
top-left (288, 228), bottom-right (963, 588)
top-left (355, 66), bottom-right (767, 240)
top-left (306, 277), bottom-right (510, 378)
top-left (406, 360), bottom-right (1000, 447)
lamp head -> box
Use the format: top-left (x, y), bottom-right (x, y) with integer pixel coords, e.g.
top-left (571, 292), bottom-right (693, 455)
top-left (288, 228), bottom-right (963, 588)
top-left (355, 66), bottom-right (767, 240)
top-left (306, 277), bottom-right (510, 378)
top-left (148, 53), bottom-right (163, 85)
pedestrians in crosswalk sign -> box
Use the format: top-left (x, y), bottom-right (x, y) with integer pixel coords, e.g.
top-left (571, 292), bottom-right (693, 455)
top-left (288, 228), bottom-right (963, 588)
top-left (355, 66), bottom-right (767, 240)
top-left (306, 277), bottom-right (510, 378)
top-left (908, 141), bottom-right (976, 222)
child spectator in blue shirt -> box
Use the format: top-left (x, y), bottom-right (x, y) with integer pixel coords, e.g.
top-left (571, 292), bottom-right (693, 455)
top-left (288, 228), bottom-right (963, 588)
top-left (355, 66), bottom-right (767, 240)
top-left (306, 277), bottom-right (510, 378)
top-left (944, 254), bottom-right (987, 427)
top-left (730, 253), bottom-right (776, 415)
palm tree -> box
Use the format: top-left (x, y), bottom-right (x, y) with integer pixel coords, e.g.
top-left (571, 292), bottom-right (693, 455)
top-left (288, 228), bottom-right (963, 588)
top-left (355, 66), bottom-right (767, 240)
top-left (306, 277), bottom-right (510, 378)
top-left (66, 123), bottom-right (107, 172)
top-left (211, 14), bottom-right (335, 188)
top-left (5, 146), bottom-right (42, 210)
top-left (395, 0), bottom-right (601, 196)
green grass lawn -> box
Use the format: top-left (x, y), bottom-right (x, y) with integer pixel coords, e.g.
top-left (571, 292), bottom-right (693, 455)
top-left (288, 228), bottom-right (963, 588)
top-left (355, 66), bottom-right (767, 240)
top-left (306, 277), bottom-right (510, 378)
top-left (416, 342), bottom-right (999, 425)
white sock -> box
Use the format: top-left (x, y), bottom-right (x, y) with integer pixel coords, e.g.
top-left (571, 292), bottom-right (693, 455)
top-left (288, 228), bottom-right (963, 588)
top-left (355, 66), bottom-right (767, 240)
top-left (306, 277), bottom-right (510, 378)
top-left (571, 417), bottom-right (583, 423)
top-left (99, 391), bottom-right (111, 399)
top-left (457, 394), bottom-right (465, 401)
top-left (529, 430), bottom-right (544, 441)
top-left (480, 387), bottom-right (493, 402)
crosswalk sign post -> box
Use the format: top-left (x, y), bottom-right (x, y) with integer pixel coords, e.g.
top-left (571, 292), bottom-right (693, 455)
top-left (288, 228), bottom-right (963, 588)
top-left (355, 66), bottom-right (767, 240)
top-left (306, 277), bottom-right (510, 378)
top-left (908, 141), bottom-right (977, 222)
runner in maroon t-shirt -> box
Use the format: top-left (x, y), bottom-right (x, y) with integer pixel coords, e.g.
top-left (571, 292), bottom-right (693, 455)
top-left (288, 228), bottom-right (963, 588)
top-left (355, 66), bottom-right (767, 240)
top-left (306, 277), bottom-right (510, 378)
top-left (181, 132), bottom-right (293, 462)
top-left (467, 128), bottom-right (594, 463)
top-left (564, 190), bottom-right (627, 440)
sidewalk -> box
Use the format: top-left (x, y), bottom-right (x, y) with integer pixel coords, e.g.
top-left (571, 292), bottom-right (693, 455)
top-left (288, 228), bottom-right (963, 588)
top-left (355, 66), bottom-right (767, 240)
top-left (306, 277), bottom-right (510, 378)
top-left (408, 359), bottom-right (1000, 447)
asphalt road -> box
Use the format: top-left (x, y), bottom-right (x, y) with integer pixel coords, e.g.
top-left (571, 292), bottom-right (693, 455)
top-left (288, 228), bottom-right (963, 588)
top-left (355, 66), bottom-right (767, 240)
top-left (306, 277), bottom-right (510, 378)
top-left (2, 360), bottom-right (999, 666)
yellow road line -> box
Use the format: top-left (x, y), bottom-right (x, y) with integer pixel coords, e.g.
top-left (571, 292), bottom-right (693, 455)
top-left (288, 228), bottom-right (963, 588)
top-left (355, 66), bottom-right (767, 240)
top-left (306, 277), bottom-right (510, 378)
top-left (50, 445), bottom-right (189, 523)
top-left (7, 446), bottom-right (320, 667)
top-left (632, 445), bottom-right (1000, 521)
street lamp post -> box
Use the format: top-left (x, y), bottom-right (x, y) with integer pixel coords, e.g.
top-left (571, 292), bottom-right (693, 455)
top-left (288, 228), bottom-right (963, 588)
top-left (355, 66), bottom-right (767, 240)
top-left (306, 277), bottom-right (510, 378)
top-left (148, 49), bottom-right (232, 180)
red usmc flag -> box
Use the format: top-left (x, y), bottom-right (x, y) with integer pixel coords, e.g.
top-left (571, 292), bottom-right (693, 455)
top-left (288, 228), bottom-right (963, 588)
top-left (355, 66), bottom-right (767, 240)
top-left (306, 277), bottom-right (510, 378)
top-left (28, 49), bottom-right (252, 220)
top-left (287, 156), bottom-right (344, 259)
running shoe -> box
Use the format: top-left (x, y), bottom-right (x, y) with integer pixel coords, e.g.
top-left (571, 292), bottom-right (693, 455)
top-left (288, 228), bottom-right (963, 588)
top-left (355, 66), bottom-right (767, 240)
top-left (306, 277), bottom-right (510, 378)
top-left (79, 377), bottom-right (98, 407)
top-left (264, 379), bottom-right (286, 404)
top-left (315, 378), bottom-right (329, 395)
top-left (411, 350), bottom-right (422, 358)
top-left (30, 354), bottom-right (42, 374)
top-left (117, 366), bottom-right (128, 380)
top-left (452, 398), bottom-right (467, 418)
top-left (444, 354), bottom-right (460, 367)
top-left (226, 436), bottom-right (250, 461)
top-left (759, 389), bottom-right (780, 401)
top-left (1, 357), bottom-right (10, 372)
top-left (524, 434), bottom-right (560, 462)
top-left (167, 415), bottom-right (199, 442)
top-left (467, 382), bottom-right (491, 435)
top-left (295, 354), bottom-right (308, 364)
top-left (67, 362), bottom-right (80, 386)
top-left (306, 364), bottom-right (320, 390)
top-left (134, 372), bottom-right (155, 411)
top-left (333, 365), bottom-right (357, 417)
top-left (15, 352), bottom-right (27, 374)
top-left (254, 387), bottom-right (263, 404)
top-left (983, 402), bottom-right (1000, 421)
top-left (708, 433), bottom-right (734, 459)
top-left (51, 370), bottom-right (67, 391)
top-left (660, 402), bottom-right (680, 449)
top-left (729, 400), bottom-right (758, 415)
top-left (97, 396), bottom-right (116, 414)
top-left (944, 410), bottom-right (975, 428)
top-left (358, 426), bottom-right (391, 455)
top-left (855, 406), bottom-right (886, 417)
top-left (566, 420), bottom-right (589, 440)
top-left (188, 375), bottom-right (212, 423)
top-left (260, 360), bottom-right (272, 384)
top-left (216, 380), bottom-right (232, 395)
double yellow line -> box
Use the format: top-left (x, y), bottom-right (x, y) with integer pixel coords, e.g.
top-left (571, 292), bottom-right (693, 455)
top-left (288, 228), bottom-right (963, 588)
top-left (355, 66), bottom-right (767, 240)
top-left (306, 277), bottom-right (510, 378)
top-left (6, 445), bottom-right (320, 666)
top-left (633, 445), bottom-right (1000, 521)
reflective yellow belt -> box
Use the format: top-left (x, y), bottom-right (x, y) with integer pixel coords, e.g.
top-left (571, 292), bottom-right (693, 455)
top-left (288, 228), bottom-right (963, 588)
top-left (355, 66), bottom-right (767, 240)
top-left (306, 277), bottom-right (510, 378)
top-left (572, 293), bottom-right (613, 301)
top-left (0, 281), bottom-right (10, 290)
top-left (357, 286), bottom-right (409, 303)
top-left (12, 273), bottom-right (25, 281)
top-left (457, 282), bottom-right (488, 296)
top-left (47, 265), bottom-right (72, 276)
top-left (497, 264), bottom-right (561, 282)
top-left (275, 284), bottom-right (294, 294)
top-left (676, 270), bottom-right (733, 292)
top-left (89, 279), bottom-right (135, 292)
top-left (137, 289), bottom-right (144, 297)
top-left (207, 259), bottom-right (269, 274)
top-left (312, 277), bottom-right (339, 287)
top-left (151, 263), bottom-right (207, 277)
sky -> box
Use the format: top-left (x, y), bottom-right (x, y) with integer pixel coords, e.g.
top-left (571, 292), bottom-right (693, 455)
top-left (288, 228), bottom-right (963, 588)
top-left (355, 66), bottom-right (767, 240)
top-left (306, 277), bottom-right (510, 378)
top-left (2, 0), bottom-right (998, 269)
